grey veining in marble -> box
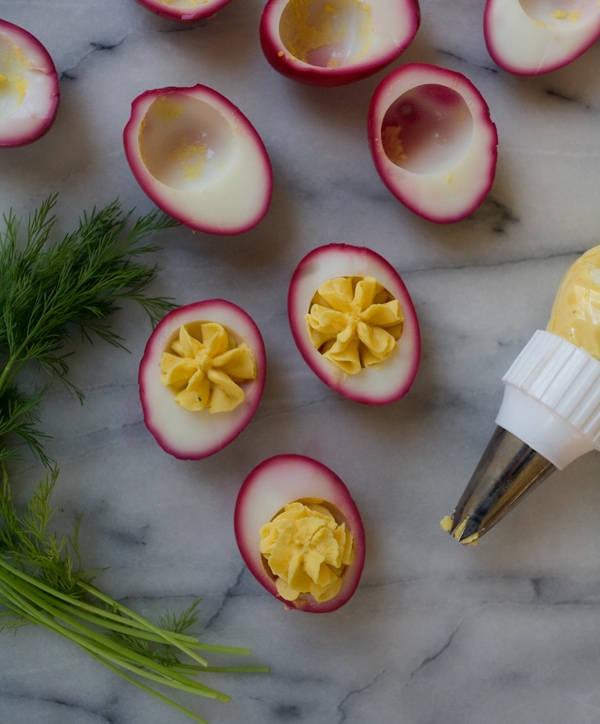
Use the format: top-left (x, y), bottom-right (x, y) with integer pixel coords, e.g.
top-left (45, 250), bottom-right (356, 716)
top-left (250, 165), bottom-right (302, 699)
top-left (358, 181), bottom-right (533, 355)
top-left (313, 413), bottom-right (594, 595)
top-left (1, 0), bottom-right (600, 723)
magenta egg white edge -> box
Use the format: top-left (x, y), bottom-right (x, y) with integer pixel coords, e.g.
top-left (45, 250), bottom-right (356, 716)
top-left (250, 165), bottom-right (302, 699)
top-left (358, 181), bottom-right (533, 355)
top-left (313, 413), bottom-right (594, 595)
top-left (0, 19), bottom-right (59, 147)
top-left (139, 299), bottom-right (266, 460)
top-left (368, 62), bottom-right (498, 224)
top-left (288, 243), bottom-right (421, 405)
top-left (483, 0), bottom-right (600, 75)
top-left (259, 0), bottom-right (421, 86)
top-left (123, 84), bottom-right (273, 235)
top-left (134, 0), bottom-right (233, 22)
top-left (234, 454), bottom-right (366, 613)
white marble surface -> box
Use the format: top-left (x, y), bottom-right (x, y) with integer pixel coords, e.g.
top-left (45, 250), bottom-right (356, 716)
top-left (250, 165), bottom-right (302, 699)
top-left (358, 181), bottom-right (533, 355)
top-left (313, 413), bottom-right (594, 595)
top-left (1, 1), bottom-right (600, 723)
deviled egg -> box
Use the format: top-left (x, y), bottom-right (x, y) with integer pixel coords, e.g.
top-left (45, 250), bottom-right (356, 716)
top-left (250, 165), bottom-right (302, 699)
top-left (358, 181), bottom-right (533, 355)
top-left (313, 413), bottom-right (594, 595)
top-left (368, 63), bottom-right (498, 223)
top-left (234, 454), bottom-right (366, 613)
top-left (134, 0), bottom-right (233, 23)
top-left (288, 243), bottom-right (420, 404)
top-left (260, 0), bottom-right (420, 86)
top-left (484, 0), bottom-right (600, 75)
top-left (123, 84), bottom-right (273, 235)
top-left (139, 300), bottom-right (266, 459)
top-left (0, 19), bottom-right (59, 147)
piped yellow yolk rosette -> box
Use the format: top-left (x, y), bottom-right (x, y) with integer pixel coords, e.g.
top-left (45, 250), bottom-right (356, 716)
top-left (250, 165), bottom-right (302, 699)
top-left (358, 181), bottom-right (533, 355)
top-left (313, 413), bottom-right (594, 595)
top-left (260, 500), bottom-right (354, 603)
top-left (306, 275), bottom-right (404, 374)
top-left (160, 322), bottom-right (257, 413)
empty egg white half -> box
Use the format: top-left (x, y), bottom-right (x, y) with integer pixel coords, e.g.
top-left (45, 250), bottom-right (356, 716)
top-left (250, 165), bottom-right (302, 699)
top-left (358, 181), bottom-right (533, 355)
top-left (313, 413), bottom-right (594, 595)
top-left (484, 0), bottom-right (600, 75)
top-left (134, 0), bottom-right (233, 22)
top-left (368, 63), bottom-right (498, 224)
top-left (260, 0), bottom-right (420, 86)
top-left (0, 19), bottom-right (59, 147)
top-left (123, 84), bottom-right (273, 235)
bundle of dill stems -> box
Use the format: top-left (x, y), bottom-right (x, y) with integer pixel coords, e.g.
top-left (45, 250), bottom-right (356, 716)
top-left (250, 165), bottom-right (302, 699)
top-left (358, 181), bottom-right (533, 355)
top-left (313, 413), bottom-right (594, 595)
top-left (0, 196), bottom-right (266, 722)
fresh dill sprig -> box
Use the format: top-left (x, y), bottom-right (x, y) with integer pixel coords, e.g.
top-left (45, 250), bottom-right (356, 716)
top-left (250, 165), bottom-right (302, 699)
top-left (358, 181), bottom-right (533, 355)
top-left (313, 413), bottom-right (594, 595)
top-left (0, 196), bottom-right (268, 721)
top-left (0, 194), bottom-right (177, 463)
top-left (0, 468), bottom-right (267, 723)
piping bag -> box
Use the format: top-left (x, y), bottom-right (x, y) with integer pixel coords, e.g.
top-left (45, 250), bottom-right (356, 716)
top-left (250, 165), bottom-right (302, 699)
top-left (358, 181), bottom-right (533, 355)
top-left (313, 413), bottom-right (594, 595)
top-left (443, 245), bottom-right (600, 544)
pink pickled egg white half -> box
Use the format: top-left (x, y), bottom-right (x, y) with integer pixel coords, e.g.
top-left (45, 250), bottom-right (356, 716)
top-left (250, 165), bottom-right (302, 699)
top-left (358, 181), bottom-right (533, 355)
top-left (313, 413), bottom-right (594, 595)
top-left (288, 243), bottom-right (421, 405)
top-left (123, 84), bottom-right (273, 235)
top-left (260, 0), bottom-right (420, 86)
top-left (0, 19), bottom-right (59, 147)
top-left (234, 454), bottom-right (366, 613)
top-left (134, 0), bottom-right (234, 22)
top-left (368, 63), bottom-right (498, 223)
top-left (139, 300), bottom-right (266, 460)
top-left (484, 0), bottom-right (600, 75)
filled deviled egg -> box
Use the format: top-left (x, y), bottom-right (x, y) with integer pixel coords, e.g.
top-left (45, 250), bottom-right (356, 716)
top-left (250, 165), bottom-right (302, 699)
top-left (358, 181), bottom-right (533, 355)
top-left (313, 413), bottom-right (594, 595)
top-left (139, 300), bottom-right (266, 459)
top-left (288, 243), bottom-right (420, 404)
top-left (234, 454), bottom-right (366, 612)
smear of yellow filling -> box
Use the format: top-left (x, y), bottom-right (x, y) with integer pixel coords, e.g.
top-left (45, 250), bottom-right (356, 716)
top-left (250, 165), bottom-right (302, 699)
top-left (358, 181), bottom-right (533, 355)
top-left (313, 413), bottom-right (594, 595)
top-left (306, 276), bottom-right (404, 375)
top-left (260, 499), bottom-right (354, 602)
top-left (168, 137), bottom-right (210, 180)
top-left (552, 8), bottom-right (581, 21)
top-left (381, 124), bottom-right (408, 165)
top-left (279, 0), bottom-right (373, 67)
top-left (546, 244), bottom-right (600, 360)
top-left (439, 515), bottom-right (479, 546)
top-left (160, 322), bottom-right (256, 413)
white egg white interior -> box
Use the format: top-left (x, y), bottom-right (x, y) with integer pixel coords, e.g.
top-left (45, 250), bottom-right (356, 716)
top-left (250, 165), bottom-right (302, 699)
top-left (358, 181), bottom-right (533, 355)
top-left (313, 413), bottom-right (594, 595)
top-left (264, 0), bottom-right (419, 71)
top-left (289, 245), bottom-right (419, 403)
top-left (140, 301), bottom-right (264, 459)
top-left (0, 28), bottom-right (57, 144)
top-left (126, 89), bottom-right (271, 233)
top-left (485, 0), bottom-right (600, 74)
top-left (370, 67), bottom-right (497, 223)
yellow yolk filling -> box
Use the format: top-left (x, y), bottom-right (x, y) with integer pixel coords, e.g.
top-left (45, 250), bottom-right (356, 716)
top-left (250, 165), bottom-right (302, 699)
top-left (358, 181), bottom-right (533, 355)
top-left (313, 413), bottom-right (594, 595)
top-left (306, 275), bottom-right (404, 375)
top-left (0, 41), bottom-right (28, 109)
top-left (160, 322), bottom-right (257, 413)
top-left (260, 499), bottom-right (354, 603)
top-left (546, 244), bottom-right (600, 361)
top-left (279, 0), bottom-right (373, 68)
top-left (168, 137), bottom-right (209, 180)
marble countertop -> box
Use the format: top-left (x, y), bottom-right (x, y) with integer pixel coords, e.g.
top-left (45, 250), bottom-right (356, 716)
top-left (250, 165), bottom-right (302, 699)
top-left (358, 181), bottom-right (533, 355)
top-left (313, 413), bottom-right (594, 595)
top-left (1, 1), bottom-right (600, 723)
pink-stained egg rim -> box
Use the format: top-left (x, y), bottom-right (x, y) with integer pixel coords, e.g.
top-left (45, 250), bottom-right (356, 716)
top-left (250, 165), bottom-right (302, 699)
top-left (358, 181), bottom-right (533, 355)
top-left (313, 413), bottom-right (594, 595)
top-left (123, 84), bottom-right (273, 235)
top-left (259, 0), bottom-right (421, 87)
top-left (0, 19), bottom-right (59, 147)
top-left (368, 62), bottom-right (498, 224)
top-left (483, 0), bottom-right (600, 75)
top-left (234, 454), bottom-right (366, 613)
top-left (139, 300), bottom-right (266, 460)
top-left (288, 243), bottom-right (421, 405)
top-left (134, 0), bottom-right (233, 22)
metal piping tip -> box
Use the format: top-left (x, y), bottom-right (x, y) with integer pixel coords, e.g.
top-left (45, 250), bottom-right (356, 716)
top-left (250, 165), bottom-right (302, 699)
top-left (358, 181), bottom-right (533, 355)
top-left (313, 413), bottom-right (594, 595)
top-left (443, 426), bottom-right (556, 544)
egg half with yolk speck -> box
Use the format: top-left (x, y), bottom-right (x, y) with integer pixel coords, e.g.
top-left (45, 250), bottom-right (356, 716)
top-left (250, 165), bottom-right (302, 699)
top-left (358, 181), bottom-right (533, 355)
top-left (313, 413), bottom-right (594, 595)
top-left (234, 454), bottom-right (366, 613)
top-left (123, 85), bottom-right (273, 235)
top-left (368, 63), bottom-right (498, 224)
top-left (484, 0), bottom-right (600, 75)
top-left (260, 0), bottom-right (420, 86)
top-left (0, 19), bottom-right (59, 147)
top-left (134, 0), bottom-right (233, 22)
top-left (139, 300), bottom-right (266, 460)
top-left (288, 243), bottom-right (420, 404)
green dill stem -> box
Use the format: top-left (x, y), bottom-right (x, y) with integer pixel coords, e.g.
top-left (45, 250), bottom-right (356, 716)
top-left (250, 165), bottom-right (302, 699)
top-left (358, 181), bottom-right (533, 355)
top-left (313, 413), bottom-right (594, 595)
top-left (0, 567), bottom-right (230, 701)
top-left (88, 654), bottom-right (209, 724)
